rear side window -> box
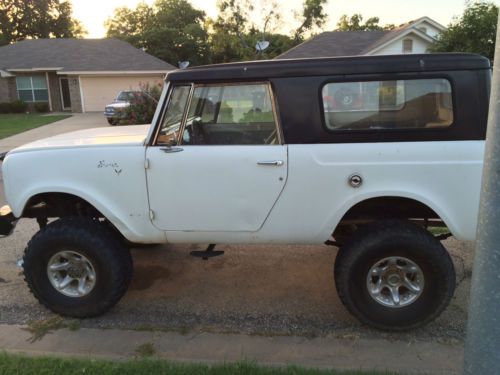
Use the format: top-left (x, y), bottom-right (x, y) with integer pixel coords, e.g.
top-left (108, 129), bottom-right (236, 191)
top-left (322, 78), bottom-right (453, 131)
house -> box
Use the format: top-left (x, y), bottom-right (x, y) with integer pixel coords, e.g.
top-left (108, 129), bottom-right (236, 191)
top-left (277, 17), bottom-right (446, 59)
top-left (0, 38), bottom-right (175, 112)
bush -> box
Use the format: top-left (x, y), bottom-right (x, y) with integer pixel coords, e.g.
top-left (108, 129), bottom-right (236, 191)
top-left (10, 100), bottom-right (27, 113)
top-left (125, 82), bottom-right (162, 125)
top-left (34, 102), bottom-right (50, 113)
top-left (0, 102), bottom-right (11, 114)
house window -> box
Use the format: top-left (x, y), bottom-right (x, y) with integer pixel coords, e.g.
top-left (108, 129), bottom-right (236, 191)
top-left (402, 39), bottom-right (413, 54)
top-left (16, 76), bottom-right (49, 102)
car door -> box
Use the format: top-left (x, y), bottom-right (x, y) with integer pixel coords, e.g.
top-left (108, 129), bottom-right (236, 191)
top-left (146, 82), bottom-right (287, 232)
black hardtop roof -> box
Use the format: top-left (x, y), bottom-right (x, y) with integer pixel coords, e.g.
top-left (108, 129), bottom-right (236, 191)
top-left (166, 53), bottom-right (490, 82)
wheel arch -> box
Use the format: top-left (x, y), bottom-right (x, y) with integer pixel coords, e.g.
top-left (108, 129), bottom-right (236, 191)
top-left (18, 190), bottom-right (129, 239)
top-left (331, 193), bottom-right (458, 240)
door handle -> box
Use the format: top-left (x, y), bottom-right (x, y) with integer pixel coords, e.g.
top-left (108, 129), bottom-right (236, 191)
top-left (160, 146), bottom-right (183, 153)
top-left (257, 160), bottom-right (284, 166)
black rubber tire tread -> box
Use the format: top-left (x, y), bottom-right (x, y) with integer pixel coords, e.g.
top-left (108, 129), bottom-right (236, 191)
top-left (334, 219), bottom-right (456, 331)
top-left (23, 217), bottom-right (133, 318)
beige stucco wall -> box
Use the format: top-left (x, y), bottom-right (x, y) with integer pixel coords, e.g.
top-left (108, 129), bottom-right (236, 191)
top-left (79, 75), bottom-right (165, 112)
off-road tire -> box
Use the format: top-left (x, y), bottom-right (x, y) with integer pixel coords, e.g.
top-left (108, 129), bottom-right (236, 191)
top-left (23, 217), bottom-right (133, 318)
top-left (334, 220), bottom-right (455, 330)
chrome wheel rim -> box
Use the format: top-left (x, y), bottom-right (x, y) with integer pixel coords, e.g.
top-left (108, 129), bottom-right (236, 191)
top-left (47, 251), bottom-right (96, 297)
top-left (366, 256), bottom-right (424, 308)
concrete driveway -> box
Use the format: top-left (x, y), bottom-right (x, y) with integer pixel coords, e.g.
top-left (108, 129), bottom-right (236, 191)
top-left (0, 112), bottom-right (108, 153)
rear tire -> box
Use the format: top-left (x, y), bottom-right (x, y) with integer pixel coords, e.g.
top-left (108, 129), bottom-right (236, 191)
top-left (23, 217), bottom-right (133, 318)
top-left (334, 220), bottom-right (455, 330)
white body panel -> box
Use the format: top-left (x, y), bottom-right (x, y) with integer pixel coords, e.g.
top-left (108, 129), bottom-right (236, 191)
top-left (3, 126), bottom-right (166, 244)
top-left (164, 141), bottom-right (484, 244)
top-left (2, 125), bottom-right (484, 244)
top-left (146, 145), bottom-right (287, 231)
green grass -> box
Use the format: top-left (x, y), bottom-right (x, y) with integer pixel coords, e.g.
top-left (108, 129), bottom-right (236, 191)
top-left (0, 352), bottom-right (401, 375)
top-left (0, 114), bottom-right (71, 139)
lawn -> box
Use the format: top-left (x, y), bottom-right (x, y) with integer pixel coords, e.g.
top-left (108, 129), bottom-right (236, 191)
top-left (0, 114), bottom-right (71, 139)
top-left (0, 353), bottom-right (401, 375)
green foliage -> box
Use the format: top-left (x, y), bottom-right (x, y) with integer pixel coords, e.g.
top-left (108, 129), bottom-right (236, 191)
top-left (0, 102), bottom-right (21, 114)
top-left (106, 0), bottom-right (210, 66)
top-left (0, 352), bottom-right (401, 375)
top-left (209, 0), bottom-right (301, 63)
top-left (34, 102), bottom-right (50, 113)
top-left (9, 100), bottom-right (27, 113)
top-left (125, 83), bottom-right (163, 125)
top-left (0, 0), bottom-right (86, 46)
top-left (294, 0), bottom-right (328, 40)
top-left (335, 14), bottom-right (394, 31)
top-left (105, 0), bottom-right (320, 64)
top-left (0, 103), bottom-right (10, 114)
top-left (429, 1), bottom-right (498, 59)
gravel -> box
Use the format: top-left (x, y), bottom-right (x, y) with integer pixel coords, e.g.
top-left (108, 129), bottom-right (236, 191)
top-left (0, 217), bottom-right (473, 342)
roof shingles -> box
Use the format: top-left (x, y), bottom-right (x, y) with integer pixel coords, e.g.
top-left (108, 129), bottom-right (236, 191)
top-left (277, 31), bottom-right (389, 59)
top-left (0, 38), bottom-right (175, 72)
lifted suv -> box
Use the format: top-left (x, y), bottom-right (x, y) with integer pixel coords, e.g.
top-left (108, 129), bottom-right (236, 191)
top-left (0, 53), bottom-right (491, 330)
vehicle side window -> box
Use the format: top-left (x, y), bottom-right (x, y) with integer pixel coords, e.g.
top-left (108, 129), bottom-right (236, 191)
top-left (157, 85), bottom-right (191, 145)
top-left (322, 78), bottom-right (453, 131)
top-left (181, 83), bottom-right (279, 145)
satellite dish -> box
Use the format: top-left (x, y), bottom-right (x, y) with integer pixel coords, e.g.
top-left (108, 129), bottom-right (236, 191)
top-left (255, 41), bottom-right (270, 52)
top-left (178, 61), bottom-right (190, 69)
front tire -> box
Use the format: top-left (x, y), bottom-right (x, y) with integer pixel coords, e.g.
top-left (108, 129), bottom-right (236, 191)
top-left (23, 217), bottom-right (133, 318)
top-left (334, 220), bottom-right (455, 330)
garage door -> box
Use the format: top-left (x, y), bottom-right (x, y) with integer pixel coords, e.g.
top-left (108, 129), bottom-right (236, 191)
top-left (80, 75), bottom-right (164, 112)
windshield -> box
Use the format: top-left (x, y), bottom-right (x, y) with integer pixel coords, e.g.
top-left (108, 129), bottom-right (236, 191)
top-left (116, 91), bottom-right (137, 101)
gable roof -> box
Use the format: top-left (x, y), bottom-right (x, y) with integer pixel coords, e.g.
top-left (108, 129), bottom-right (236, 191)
top-left (277, 31), bottom-right (389, 59)
top-left (276, 16), bottom-right (446, 59)
top-left (0, 38), bottom-right (175, 72)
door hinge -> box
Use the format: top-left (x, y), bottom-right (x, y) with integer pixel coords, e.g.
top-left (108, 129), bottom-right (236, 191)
top-left (144, 158), bottom-right (150, 169)
top-left (149, 209), bottom-right (155, 220)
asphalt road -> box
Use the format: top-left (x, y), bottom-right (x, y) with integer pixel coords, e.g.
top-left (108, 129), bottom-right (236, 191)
top-left (0, 163), bottom-right (474, 342)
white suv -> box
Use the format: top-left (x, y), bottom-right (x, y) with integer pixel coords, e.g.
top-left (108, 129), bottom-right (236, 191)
top-left (0, 53), bottom-right (491, 330)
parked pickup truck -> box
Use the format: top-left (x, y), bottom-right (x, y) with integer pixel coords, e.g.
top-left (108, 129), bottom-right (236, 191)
top-left (0, 53), bottom-right (491, 330)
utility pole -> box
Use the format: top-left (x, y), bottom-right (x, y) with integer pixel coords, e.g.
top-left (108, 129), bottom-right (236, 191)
top-left (463, 15), bottom-right (500, 375)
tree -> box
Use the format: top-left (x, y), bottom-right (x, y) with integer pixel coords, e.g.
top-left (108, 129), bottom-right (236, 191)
top-left (429, 1), bottom-right (498, 60)
top-left (294, 0), bottom-right (328, 40)
top-left (106, 0), bottom-right (210, 66)
top-left (0, 0), bottom-right (85, 46)
top-left (210, 0), bottom-right (297, 63)
top-left (336, 14), bottom-right (394, 31)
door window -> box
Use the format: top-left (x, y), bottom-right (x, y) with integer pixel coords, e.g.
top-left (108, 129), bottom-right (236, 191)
top-left (157, 85), bottom-right (191, 145)
top-left (181, 83), bottom-right (279, 145)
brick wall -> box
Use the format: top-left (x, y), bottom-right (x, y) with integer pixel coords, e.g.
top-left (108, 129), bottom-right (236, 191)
top-left (0, 77), bottom-right (15, 102)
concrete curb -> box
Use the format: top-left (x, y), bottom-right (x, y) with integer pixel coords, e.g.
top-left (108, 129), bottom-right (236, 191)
top-left (0, 324), bottom-right (462, 374)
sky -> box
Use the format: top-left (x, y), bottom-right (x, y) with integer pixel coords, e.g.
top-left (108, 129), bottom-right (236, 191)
top-left (72, 0), bottom-right (499, 39)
